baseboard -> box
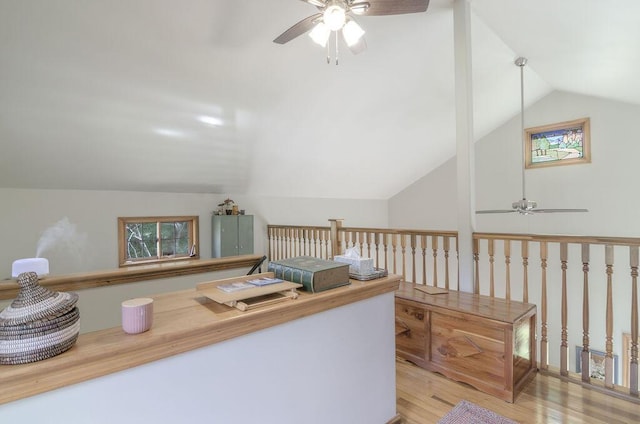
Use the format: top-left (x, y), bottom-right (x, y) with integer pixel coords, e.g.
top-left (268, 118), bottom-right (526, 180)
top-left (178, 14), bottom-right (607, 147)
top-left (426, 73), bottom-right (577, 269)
top-left (386, 413), bottom-right (402, 424)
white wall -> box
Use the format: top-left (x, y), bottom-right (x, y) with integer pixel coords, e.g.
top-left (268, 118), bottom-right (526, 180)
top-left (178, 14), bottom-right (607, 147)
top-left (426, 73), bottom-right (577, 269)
top-left (389, 157), bottom-right (458, 230)
top-left (390, 90), bottom-right (640, 237)
top-left (0, 189), bottom-right (388, 279)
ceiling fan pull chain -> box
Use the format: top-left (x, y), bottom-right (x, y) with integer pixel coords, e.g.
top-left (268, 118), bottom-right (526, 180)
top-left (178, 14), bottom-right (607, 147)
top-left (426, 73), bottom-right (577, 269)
top-left (335, 31), bottom-right (339, 65)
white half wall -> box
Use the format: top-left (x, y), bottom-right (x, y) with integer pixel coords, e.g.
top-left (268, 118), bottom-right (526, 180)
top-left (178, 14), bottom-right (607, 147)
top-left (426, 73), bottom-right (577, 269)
top-left (0, 292), bottom-right (397, 424)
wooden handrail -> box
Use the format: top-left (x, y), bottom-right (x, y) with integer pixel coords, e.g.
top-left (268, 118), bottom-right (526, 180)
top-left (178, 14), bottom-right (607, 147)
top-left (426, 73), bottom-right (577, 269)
top-left (474, 232), bottom-right (640, 246)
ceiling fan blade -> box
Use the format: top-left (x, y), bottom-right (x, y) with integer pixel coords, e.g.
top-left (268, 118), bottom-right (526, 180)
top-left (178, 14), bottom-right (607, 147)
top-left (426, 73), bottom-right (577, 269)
top-left (356, 0), bottom-right (429, 16)
top-left (350, 2), bottom-right (371, 15)
top-left (273, 13), bottom-right (322, 44)
top-left (476, 210), bottom-right (517, 214)
top-left (530, 208), bottom-right (589, 213)
top-left (301, 0), bottom-right (326, 7)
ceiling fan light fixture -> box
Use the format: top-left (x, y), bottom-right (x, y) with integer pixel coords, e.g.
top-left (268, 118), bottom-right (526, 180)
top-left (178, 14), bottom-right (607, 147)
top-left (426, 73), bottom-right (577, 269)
top-left (309, 22), bottom-right (331, 47)
top-left (323, 4), bottom-right (347, 31)
top-left (512, 199), bottom-right (536, 213)
top-left (342, 19), bottom-right (365, 46)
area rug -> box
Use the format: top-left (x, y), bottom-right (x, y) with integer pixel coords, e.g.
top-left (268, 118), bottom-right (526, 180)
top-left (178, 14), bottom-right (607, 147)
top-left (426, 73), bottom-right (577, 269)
top-left (437, 400), bottom-right (519, 424)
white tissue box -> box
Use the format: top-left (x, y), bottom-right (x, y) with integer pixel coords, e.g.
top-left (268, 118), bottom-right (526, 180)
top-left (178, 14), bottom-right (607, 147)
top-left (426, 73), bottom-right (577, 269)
top-left (333, 255), bottom-right (374, 275)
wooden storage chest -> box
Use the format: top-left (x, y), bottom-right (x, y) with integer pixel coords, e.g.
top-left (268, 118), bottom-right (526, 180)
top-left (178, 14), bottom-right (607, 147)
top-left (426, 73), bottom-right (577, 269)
top-left (395, 282), bottom-right (537, 403)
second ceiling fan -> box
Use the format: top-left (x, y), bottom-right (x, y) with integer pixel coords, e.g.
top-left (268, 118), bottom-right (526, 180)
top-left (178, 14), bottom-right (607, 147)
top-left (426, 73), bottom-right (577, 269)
top-left (273, 0), bottom-right (430, 63)
top-left (476, 57), bottom-right (588, 215)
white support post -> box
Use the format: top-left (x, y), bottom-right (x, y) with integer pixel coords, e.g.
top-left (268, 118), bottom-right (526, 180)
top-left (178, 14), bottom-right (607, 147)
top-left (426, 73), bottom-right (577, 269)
top-left (454, 0), bottom-right (476, 293)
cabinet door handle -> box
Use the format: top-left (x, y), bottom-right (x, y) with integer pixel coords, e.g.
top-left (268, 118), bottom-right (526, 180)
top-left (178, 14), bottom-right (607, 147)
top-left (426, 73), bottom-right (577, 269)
top-left (395, 318), bottom-right (411, 337)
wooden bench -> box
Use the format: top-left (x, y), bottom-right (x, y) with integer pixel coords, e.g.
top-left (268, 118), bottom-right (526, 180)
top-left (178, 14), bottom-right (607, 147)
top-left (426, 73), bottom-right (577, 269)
top-left (395, 281), bottom-right (537, 403)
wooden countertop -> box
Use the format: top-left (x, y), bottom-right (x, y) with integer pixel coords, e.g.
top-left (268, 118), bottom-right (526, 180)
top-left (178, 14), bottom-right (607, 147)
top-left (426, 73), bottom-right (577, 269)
top-left (395, 281), bottom-right (536, 323)
top-left (0, 274), bottom-right (400, 405)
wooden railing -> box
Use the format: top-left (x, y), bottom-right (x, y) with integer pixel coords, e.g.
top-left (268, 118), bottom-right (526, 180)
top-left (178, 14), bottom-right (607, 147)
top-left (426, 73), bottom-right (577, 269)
top-left (473, 232), bottom-right (639, 401)
top-left (267, 225), bottom-right (334, 261)
top-left (267, 220), bottom-right (458, 289)
top-left (267, 220), bottom-right (640, 402)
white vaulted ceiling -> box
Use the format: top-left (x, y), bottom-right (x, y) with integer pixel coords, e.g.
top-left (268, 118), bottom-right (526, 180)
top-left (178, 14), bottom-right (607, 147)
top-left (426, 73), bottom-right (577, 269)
top-left (1, 1), bottom-right (639, 199)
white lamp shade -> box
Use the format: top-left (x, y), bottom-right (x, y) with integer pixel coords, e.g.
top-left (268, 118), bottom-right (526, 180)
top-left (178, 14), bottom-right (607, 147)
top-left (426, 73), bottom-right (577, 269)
top-left (309, 22), bottom-right (331, 47)
top-left (343, 20), bottom-right (365, 46)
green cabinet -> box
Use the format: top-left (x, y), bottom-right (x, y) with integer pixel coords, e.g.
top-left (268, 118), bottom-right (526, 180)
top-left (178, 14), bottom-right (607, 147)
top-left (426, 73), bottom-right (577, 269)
top-left (211, 215), bottom-right (254, 258)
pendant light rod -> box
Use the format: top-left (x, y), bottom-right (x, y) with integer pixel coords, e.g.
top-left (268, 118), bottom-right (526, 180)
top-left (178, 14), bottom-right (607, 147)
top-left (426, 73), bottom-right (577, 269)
top-left (515, 56), bottom-right (528, 200)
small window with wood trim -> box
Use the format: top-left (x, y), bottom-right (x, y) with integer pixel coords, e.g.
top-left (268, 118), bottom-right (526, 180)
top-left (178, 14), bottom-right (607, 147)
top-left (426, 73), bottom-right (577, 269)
top-left (118, 216), bottom-right (199, 266)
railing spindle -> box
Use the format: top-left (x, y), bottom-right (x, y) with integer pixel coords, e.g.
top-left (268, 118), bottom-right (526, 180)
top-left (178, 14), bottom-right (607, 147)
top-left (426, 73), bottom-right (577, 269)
top-left (522, 240), bottom-right (529, 303)
top-left (410, 234), bottom-right (417, 284)
top-left (432, 236), bottom-right (439, 286)
top-left (392, 234), bottom-right (398, 275)
top-left (444, 237), bottom-right (451, 290)
top-left (630, 245), bottom-right (639, 396)
top-left (505, 240), bottom-right (511, 301)
top-left (401, 234), bottom-right (407, 281)
top-left (605, 245), bottom-right (614, 389)
top-left (560, 242), bottom-right (568, 377)
top-left (319, 229), bottom-right (324, 259)
top-left (541, 241), bottom-right (549, 371)
top-left (489, 239), bottom-right (495, 298)
top-left (581, 243), bottom-right (590, 383)
top-left (374, 232), bottom-right (380, 269)
top-left (384, 233), bottom-right (389, 271)
top-left (304, 229), bottom-right (309, 256)
top-left (421, 235), bottom-right (427, 285)
top-left (473, 238), bottom-right (479, 295)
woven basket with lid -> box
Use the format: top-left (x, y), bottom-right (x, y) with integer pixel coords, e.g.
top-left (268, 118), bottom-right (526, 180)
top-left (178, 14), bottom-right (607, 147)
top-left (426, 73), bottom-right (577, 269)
top-left (0, 271), bottom-right (80, 365)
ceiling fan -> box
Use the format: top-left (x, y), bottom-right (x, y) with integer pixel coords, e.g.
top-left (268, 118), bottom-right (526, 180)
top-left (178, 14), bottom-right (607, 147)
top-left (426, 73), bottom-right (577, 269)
top-left (476, 57), bottom-right (588, 215)
top-left (273, 0), bottom-right (430, 64)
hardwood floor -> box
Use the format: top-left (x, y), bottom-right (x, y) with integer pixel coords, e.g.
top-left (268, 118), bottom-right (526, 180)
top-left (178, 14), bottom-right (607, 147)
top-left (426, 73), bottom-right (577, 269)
top-left (396, 358), bottom-right (640, 424)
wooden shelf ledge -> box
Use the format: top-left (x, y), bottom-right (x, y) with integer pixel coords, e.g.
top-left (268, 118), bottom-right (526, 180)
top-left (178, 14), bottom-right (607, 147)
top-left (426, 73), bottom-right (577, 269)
top-left (0, 255), bottom-right (265, 300)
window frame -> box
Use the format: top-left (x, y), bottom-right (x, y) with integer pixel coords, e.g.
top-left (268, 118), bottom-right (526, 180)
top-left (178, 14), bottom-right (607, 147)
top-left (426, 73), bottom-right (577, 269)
top-left (118, 215), bottom-right (200, 267)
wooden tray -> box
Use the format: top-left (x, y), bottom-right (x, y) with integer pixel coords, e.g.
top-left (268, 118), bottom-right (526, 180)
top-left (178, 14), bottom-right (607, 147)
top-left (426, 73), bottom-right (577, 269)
top-left (349, 267), bottom-right (388, 281)
top-left (196, 272), bottom-right (302, 311)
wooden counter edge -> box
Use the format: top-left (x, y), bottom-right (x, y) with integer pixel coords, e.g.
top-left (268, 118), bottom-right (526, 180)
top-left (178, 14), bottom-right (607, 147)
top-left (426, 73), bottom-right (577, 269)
top-left (0, 274), bottom-right (400, 405)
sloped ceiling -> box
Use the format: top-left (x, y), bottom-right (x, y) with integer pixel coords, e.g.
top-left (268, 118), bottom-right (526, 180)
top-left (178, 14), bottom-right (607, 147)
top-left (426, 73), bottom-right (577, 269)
top-left (1, 0), bottom-right (639, 199)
